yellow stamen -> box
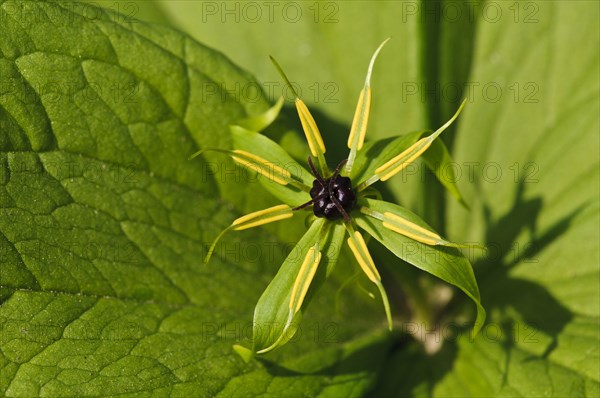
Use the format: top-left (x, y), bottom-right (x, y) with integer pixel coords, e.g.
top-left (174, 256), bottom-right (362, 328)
top-left (289, 246), bottom-right (322, 314)
top-left (347, 87), bottom-right (371, 151)
top-left (205, 204), bottom-right (295, 264)
top-left (231, 150), bottom-right (291, 186)
top-left (345, 38), bottom-right (390, 175)
top-left (346, 229), bottom-right (392, 330)
top-left (347, 38), bottom-right (390, 151)
top-left (232, 204), bottom-right (293, 230)
top-left (346, 231), bottom-right (380, 283)
top-left (382, 212), bottom-right (442, 245)
top-left (374, 99), bottom-right (467, 182)
top-left (295, 98), bottom-right (326, 157)
top-left (375, 138), bottom-right (431, 181)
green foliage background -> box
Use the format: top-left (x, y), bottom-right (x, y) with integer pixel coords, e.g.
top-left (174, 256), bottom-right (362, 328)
top-left (0, 0), bottom-right (598, 396)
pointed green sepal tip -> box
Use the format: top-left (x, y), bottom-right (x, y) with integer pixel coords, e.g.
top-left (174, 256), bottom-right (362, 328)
top-left (237, 96), bottom-right (285, 132)
top-left (269, 55), bottom-right (299, 98)
top-left (188, 148), bottom-right (206, 160)
top-left (233, 344), bottom-right (255, 363)
top-left (470, 305), bottom-right (487, 339)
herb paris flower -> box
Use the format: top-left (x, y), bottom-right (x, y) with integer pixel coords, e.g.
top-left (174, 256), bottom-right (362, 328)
top-left (191, 39), bottom-right (485, 360)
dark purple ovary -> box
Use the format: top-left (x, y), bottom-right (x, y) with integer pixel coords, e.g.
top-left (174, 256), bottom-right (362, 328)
top-left (310, 175), bottom-right (356, 220)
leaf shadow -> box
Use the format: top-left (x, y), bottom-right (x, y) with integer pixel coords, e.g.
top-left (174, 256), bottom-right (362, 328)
top-left (257, 329), bottom-right (399, 378)
top-left (368, 178), bottom-right (585, 396)
top-left (366, 335), bottom-right (460, 397)
top-left (477, 179), bottom-right (580, 356)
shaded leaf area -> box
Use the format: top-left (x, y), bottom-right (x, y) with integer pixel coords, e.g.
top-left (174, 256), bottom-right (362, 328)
top-left (0, 1), bottom-right (392, 395)
top-left (372, 1), bottom-right (600, 396)
top-left (155, 1), bottom-right (428, 138)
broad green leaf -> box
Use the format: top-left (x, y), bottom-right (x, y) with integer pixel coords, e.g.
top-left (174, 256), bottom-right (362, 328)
top-left (251, 219), bottom-right (347, 354)
top-left (80, 0), bottom-right (173, 26)
top-left (4, 0), bottom-right (597, 395)
top-left (355, 198), bottom-right (485, 335)
top-left (0, 1), bottom-right (393, 395)
top-left (373, 326), bottom-right (599, 397)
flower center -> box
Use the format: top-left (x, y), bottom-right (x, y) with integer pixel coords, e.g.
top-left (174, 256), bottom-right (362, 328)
top-left (310, 175), bottom-right (356, 220)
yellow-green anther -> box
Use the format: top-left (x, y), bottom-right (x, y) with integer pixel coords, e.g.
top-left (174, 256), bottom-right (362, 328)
top-left (347, 87), bottom-right (372, 152)
top-left (346, 230), bottom-right (381, 283)
top-left (232, 204), bottom-right (294, 230)
top-left (289, 246), bottom-right (322, 314)
top-left (231, 150), bottom-right (292, 186)
top-left (295, 98), bottom-right (327, 157)
top-left (359, 206), bottom-right (463, 248)
top-left (382, 211), bottom-right (443, 245)
top-left (346, 229), bottom-right (392, 330)
top-left (205, 205), bottom-right (293, 264)
top-left (346, 37), bottom-right (390, 175)
top-left (190, 147), bottom-right (310, 192)
top-left (373, 99), bottom-right (467, 183)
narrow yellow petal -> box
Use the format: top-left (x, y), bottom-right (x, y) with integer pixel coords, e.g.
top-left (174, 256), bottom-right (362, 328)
top-left (346, 231), bottom-right (381, 283)
top-left (382, 212), bottom-right (442, 245)
top-left (232, 204), bottom-right (293, 231)
top-left (295, 99), bottom-right (326, 156)
top-left (231, 149), bottom-right (291, 186)
top-left (289, 246), bottom-right (322, 314)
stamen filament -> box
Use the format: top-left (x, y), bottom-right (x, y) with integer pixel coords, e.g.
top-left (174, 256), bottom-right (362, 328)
top-left (328, 159), bottom-right (351, 222)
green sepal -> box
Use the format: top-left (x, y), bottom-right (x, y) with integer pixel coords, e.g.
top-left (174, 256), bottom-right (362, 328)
top-left (350, 131), bottom-right (424, 184)
top-left (230, 125), bottom-right (313, 206)
top-left (355, 198), bottom-right (486, 336)
top-left (249, 219), bottom-right (346, 355)
top-left (352, 131), bottom-right (468, 207)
